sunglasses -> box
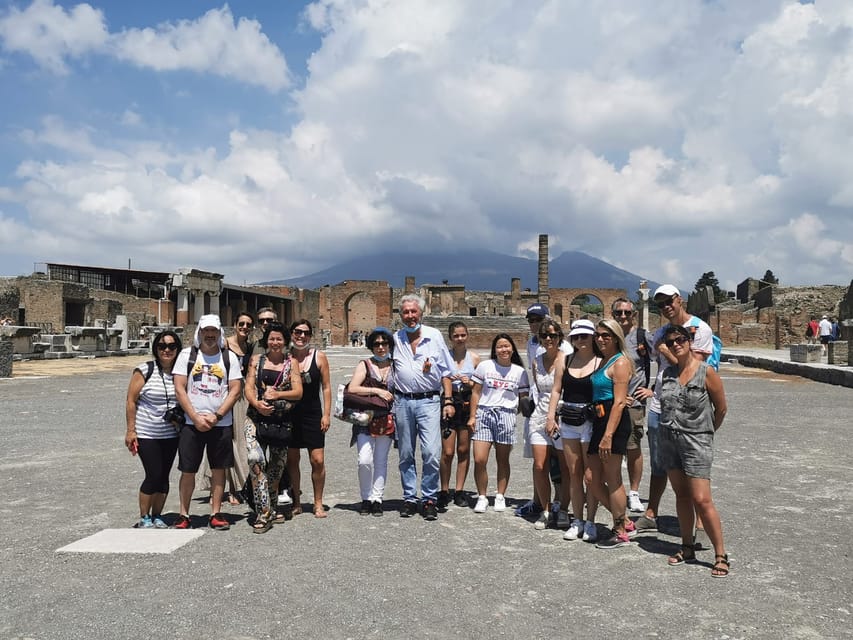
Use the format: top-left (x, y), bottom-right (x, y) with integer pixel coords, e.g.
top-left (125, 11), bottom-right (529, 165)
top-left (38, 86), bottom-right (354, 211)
top-left (157, 342), bottom-right (178, 351)
top-left (656, 295), bottom-right (678, 308)
top-left (594, 332), bottom-right (614, 341)
top-left (237, 321), bottom-right (253, 328)
top-left (664, 336), bottom-right (689, 348)
top-left (373, 340), bottom-right (389, 346)
top-left (539, 333), bottom-right (560, 340)
top-left (292, 328), bottom-right (312, 337)
top-left (258, 317), bottom-right (274, 324)
top-left (613, 310), bottom-right (634, 317)
top-left (570, 334), bottom-right (591, 340)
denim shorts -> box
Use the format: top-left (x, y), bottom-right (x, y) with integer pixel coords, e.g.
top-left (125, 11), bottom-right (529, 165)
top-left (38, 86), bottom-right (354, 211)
top-left (658, 427), bottom-right (714, 479)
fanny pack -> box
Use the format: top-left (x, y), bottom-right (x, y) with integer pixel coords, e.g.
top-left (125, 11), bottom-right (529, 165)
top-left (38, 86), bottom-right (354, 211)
top-left (560, 403), bottom-right (591, 426)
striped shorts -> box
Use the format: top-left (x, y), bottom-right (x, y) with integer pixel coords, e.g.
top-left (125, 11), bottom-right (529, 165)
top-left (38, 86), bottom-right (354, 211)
top-left (472, 406), bottom-right (518, 445)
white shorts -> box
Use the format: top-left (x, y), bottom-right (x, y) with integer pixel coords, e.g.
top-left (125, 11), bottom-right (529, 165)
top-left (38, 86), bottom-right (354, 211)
top-left (527, 412), bottom-right (563, 450)
top-left (560, 418), bottom-right (593, 443)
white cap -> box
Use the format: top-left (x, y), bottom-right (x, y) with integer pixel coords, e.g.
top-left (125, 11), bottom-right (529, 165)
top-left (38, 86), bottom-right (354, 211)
top-left (568, 319), bottom-right (596, 337)
top-left (198, 314), bottom-right (222, 330)
top-left (653, 284), bottom-right (680, 299)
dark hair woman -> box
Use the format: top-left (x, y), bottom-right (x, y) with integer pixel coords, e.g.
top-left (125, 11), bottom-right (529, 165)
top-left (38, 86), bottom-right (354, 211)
top-left (658, 324), bottom-right (729, 576)
top-left (125, 330), bottom-right (183, 528)
top-left (244, 322), bottom-right (303, 532)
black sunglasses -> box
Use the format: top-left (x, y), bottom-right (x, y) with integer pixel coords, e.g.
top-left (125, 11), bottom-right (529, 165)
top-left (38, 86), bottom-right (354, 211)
top-left (664, 336), bottom-right (689, 348)
top-left (258, 317), bottom-right (274, 324)
top-left (656, 295), bottom-right (678, 308)
top-left (157, 342), bottom-right (178, 351)
top-left (539, 333), bottom-right (560, 340)
top-left (613, 310), bottom-right (634, 317)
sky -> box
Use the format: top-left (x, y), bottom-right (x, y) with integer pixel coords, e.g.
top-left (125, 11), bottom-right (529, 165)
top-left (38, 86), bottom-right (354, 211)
top-left (0, 0), bottom-right (851, 292)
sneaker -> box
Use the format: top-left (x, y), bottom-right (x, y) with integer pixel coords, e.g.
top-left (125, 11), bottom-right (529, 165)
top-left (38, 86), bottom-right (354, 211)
top-left (437, 491), bottom-right (450, 511)
top-left (172, 514), bottom-right (191, 530)
top-left (628, 491), bottom-right (643, 513)
top-left (582, 521), bottom-right (598, 542)
top-left (209, 513), bottom-right (230, 530)
top-left (556, 510), bottom-right (572, 529)
top-left (624, 519), bottom-right (638, 538)
top-left (152, 517), bottom-right (168, 529)
top-left (596, 531), bottom-right (631, 549)
top-left (423, 500), bottom-right (438, 521)
top-left (533, 511), bottom-right (550, 530)
top-left (399, 501), bottom-right (419, 518)
top-left (371, 501), bottom-right (383, 517)
top-left (564, 519), bottom-right (583, 540)
top-left (513, 499), bottom-right (542, 517)
top-left (474, 495), bottom-right (489, 513)
top-left (453, 491), bottom-right (468, 508)
top-left (493, 494), bottom-right (506, 512)
top-left (359, 500), bottom-right (372, 516)
top-left (635, 515), bottom-right (658, 531)
top-left (135, 515), bottom-right (153, 529)
top-left (277, 489), bottom-right (293, 506)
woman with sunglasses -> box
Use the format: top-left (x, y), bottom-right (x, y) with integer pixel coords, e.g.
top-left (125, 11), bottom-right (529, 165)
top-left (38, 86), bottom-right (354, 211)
top-left (287, 319), bottom-right (333, 517)
top-left (125, 330), bottom-right (183, 529)
top-left (548, 319), bottom-right (602, 542)
top-left (658, 324), bottom-right (729, 576)
top-left (587, 319), bottom-right (636, 549)
top-left (346, 327), bottom-right (396, 516)
top-left (244, 322), bottom-right (303, 532)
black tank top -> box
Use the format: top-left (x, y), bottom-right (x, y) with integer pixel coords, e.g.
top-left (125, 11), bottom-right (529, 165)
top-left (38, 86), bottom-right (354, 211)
top-left (561, 355), bottom-right (594, 404)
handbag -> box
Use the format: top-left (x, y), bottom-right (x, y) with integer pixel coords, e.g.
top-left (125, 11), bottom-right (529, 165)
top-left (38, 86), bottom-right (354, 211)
top-left (368, 411), bottom-right (395, 437)
top-left (255, 418), bottom-right (292, 447)
top-left (560, 403), bottom-right (590, 426)
top-left (342, 360), bottom-right (393, 413)
top-left (251, 354), bottom-right (293, 447)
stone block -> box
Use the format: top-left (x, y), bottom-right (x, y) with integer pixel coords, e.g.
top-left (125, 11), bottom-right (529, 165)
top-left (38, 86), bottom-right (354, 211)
top-left (0, 339), bottom-right (12, 377)
top-left (790, 343), bottom-right (822, 363)
top-left (828, 341), bottom-right (848, 366)
top-left (0, 325), bottom-right (41, 355)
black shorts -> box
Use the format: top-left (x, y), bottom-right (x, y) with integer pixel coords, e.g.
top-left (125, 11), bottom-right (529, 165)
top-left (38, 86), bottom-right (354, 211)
top-left (588, 402), bottom-right (632, 455)
top-left (820, 335), bottom-right (831, 345)
top-left (178, 425), bottom-right (234, 472)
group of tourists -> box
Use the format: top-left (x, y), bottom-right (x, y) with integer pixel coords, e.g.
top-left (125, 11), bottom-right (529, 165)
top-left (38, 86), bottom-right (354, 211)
top-left (125, 287), bottom-right (730, 577)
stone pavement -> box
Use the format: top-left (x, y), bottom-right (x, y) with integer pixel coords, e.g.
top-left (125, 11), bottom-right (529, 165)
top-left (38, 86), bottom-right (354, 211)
top-left (723, 346), bottom-right (853, 388)
top-left (0, 348), bottom-right (851, 639)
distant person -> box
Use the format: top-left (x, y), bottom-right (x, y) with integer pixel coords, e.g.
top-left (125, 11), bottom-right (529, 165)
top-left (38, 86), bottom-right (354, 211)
top-left (391, 294), bottom-right (456, 521)
top-left (831, 317), bottom-right (841, 342)
top-left (172, 315), bottom-right (243, 530)
top-left (819, 315), bottom-right (833, 354)
top-left (350, 330), bottom-right (359, 347)
top-left (805, 316), bottom-right (819, 345)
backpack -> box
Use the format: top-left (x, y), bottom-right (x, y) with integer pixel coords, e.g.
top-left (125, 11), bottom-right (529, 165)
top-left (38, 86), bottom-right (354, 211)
top-left (686, 316), bottom-right (722, 371)
top-left (805, 324), bottom-right (815, 338)
top-left (143, 347), bottom-right (232, 381)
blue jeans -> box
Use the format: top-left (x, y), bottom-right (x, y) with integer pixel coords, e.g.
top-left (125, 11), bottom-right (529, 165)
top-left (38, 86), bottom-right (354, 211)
top-left (394, 395), bottom-right (441, 502)
top-left (646, 409), bottom-right (666, 477)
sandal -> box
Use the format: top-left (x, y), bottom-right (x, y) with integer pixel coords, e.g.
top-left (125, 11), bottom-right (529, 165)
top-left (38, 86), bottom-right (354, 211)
top-left (712, 553), bottom-right (730, 578)
top-left (668, 544), bottom-right (697, 566)
top-left (252, 517), bottom-right (272, 534)
top-left (272, 512), bottom-right (286, 525)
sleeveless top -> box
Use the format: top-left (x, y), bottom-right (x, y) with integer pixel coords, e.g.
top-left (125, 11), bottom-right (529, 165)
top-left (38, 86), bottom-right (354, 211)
top-left (451, 350), bottom-right (476, 398)
top-left (250, 356), bottom-right (293, 425)
top-left (292, 349), bottom-right (322, 427)
top-left (659, 361), bottom-right (715, 435)
top-left (561, 354), bottom-right (595, 404)
top-left (591, 354), bottom-right (622, 402)
top-left (531, 352), bottom-right (557, 416)
top-left (134, 364), bottom-right (178, 440)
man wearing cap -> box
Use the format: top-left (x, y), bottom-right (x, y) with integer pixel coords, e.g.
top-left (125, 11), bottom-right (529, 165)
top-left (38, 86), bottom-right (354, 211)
top-left (636, 285), bottom-right (714, 536)
top-left (819, 315), bottom-right (833, 354)
top-left (172, 314), bottom-right (243, 530)
top-left (392, 294), bottom-right (456, 521)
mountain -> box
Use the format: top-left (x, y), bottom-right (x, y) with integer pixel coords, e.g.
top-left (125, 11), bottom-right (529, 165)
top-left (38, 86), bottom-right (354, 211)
top-left (263, 250), bottom-right (660, 294)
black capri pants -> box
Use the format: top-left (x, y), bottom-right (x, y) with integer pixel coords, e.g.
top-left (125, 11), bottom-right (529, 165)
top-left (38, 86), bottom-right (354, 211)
top-left (137, 437), bottom-right (179, 495)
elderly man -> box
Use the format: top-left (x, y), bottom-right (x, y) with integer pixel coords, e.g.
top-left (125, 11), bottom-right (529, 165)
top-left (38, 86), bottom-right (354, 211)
top-left (392, 294), bottom-right (456, 521)
top-left (173, 314), bottom-right (243, 530)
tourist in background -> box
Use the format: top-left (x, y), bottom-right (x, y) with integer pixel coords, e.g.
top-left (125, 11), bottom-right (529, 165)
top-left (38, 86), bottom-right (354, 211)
top-left (125, 330), bottom-right (183, 529)
top-left (438, 321), bottom-right (481, 509)
top-left (468, 333), bottom-right (529, 513)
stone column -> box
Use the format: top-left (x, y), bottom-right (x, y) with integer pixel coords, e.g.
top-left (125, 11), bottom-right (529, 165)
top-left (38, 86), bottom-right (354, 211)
top-left (638, 280), bottom-right (650, 330)
top-left (210, 292), bottom-right (221, 317)
top-left (193, 291), bottom-right (204, 323)
top-left (115, 315), bottom-right (129, 350)
top-left (538, 234), bottom-right (549, 308)
top-left (176, 289), bottom-right (190, 327)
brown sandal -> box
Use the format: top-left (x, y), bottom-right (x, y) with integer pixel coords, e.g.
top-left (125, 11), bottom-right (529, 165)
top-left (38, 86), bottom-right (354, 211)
top-left (712, 554), bottom-right (730, 578)
top-left (668, 544), bottom-right (697, 566)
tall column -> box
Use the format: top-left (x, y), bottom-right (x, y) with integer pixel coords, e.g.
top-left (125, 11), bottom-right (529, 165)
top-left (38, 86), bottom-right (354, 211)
top-left (538, 234), bottom-right (549, 307)
top-left (193, 291), bottom-right (204, 323)
top-left (638, 280), bottom-right (650, 330)
top-left (176, 289), bottom-right (190, 327)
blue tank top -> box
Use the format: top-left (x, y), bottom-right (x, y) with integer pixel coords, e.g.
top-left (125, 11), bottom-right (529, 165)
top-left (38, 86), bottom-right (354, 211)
top-left (591, 354), bottom-right (622, 402)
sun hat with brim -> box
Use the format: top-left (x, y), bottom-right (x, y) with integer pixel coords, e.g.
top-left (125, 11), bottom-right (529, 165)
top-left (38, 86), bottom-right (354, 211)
top-left (568, 319), bottom-right (596, 337)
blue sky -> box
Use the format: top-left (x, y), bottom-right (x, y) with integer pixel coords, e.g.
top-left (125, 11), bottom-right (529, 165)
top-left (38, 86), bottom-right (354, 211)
top-left (0, 0), bottom-right (851, 290)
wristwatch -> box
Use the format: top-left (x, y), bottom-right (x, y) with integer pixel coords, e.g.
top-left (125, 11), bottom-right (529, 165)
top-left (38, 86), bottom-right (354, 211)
top-left (214, 412), bottom-right (223, 422)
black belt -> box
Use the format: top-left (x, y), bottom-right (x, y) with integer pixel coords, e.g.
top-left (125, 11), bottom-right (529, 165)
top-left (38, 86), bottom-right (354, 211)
top-left (395, 390), bottom-right (439, 400)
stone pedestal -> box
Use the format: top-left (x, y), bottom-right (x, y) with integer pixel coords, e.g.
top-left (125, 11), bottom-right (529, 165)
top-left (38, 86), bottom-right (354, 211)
top-left (0, 326), bottom-right (42, 355)
top-left (0, 339), bottom-right (12, 377)
top-left (828, 341), bottom-right (849, 366)
top-left (65, 326), bottom-right (106, 352)
top-left (790, 343), bottom-right (822, 363)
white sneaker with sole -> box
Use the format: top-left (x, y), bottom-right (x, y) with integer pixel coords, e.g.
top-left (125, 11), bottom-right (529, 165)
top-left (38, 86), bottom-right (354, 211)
top-left (564, 519), bottom-right (583, 540)
top-left (493, 494), bottom-right (506, 512)
top-left (474, 495), bottom-right (489, 513)
top-left (628, 491), bottom-right (643, 513)
top-left (534, 511), bottom-right (550, 530)
top-left (277, 489), bottom-right (293, 506)
top-left (582, 520), bottom-right (598, 542)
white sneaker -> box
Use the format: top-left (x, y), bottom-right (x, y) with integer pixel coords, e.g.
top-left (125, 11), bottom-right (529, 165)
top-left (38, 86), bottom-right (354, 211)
top-left (474, 495), bottom-right (488, 513)
top-left (493, 494), bottom-right (506, 512)
top-left (582, 520), bottom-right (598, 542)
top-left (564, 519), bottom-right (583, 540)
top-left (277, 489), bottom-right (292, 506)
top-left (556, 510), bottom-right (572, 529)
top-left (628, 491), bottom-right (643, 513)
top-left (533, 511), bottom-right (550, 530)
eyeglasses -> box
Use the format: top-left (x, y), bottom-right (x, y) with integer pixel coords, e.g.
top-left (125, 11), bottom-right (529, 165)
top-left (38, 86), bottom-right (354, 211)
top-left (292, 328), bottom-right (312, 337)
top-left (258, 317), bottom-right (274, 324)
top-left (539, 333), bottom-right (560, 340)
top-left (526, 316), bottom-right (544, 323)
top-left (613, 310), bottom-right (634, 317)
top-left (656, 295), bottom-right (678, 308)
top-left (664, 336), bottom-right (689, 348)
top-left (373, 340), bottom-right (389, 347)
top-left (237, 321), bottom-right (253, 328)
top-left (570, 333), bottom-right (591, 340)
top-left (594, 332), bottom-right (614, 341)
top-left (157, 342), bottom-right (178, 351)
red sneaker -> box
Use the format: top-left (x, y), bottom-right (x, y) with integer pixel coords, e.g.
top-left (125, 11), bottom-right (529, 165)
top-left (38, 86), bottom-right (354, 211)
top-left (173, 515), bottom-right (191, 530)
top-left (209, 513), bottom-right (230, 530)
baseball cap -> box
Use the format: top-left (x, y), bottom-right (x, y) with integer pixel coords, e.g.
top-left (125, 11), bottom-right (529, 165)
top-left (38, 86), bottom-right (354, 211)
top-left (526, 303), bottom-right (549, 319)
top-left (653, 284), bottom-right (680, 299)
top-left (568, 319), bottom-right (596, 337)
top-left (198, 314), bottom-right (222, 330)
